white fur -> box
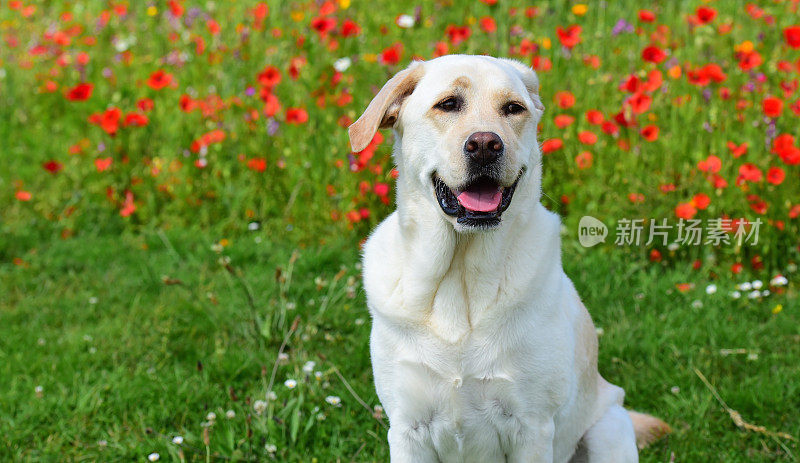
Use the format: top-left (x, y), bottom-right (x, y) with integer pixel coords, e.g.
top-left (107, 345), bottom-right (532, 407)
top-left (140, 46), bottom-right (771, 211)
top-left (357, 55), bottom-right (639, 462)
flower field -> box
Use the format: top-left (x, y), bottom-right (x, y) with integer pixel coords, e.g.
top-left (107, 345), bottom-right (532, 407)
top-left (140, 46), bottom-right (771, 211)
top-left (1, 0), bottom-right (799, 461)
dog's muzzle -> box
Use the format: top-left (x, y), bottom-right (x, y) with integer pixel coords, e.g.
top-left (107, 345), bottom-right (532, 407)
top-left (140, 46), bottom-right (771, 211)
top-left (433, 170), bottom-right (523, 228)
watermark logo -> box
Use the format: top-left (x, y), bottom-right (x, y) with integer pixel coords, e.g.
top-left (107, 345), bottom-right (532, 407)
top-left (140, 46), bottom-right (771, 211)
top-left (577, 217), bottom-right (762, 248)
top-left (578, 216), bottom-right (608, 247)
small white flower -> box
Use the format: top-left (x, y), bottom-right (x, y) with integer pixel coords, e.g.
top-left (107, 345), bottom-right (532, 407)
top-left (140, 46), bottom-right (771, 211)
top-left (98, 439), bottom-right (108, 447)
top-left (278, 352), bottom-right (289, 363)
top-left (595, 327), bottom-right (604, 337)
top-left (226, 409), bottom-right (236, 419)
top-left (325, 395), bottom-right (342, 406)
top-left (762, 289), bottom-right (770, 297)
top-left (396, 14), bottom-right (415, 28)
top-left (333, 57), bottom-right (351, 72)
top-left (751, 280), bottom-right (763, 290)
top-left (89, 297), bottom-right (98, 304)
top-left (730, 290), bottom-right (741, 299)
top-left (737, 282), bottom-right (752, 291)
top-left (265, 443), bottom-right (277, 453)
top-left (284, 379), bottom-right (297, 389)
top-left (770, 275), bottom-right (788, 286)
top-left (314, 371), bottom-right (323, 380)
top-left (267, 390), bottom-right (277, 401)
top-left (253, 400), bottom-right (268, 415)
top-left (354, 318), bottom-right (365, 326)
top-left (705, 284), bottom-right (717, 295)
top-left (248, 222), bottom-right (260, 231)
top-left (691, 300), bottom-right (703, 308)
top-left (667, 242), bottom-right (679, 252)
top-left (148, 453), bottom-right (160, 462)
top-left (302, 361), bottom-right (316, 374)
top-left (748, 290), bottom-right (760, 299)
top-left (34, 385), bottom-right (43, 395)
top-left (787, 263), bottom-right (797, 273)
top-left (670, 386), bottom-right (680, 394)
top-left (747, 352), bottom-right (759, 361)
top-left (210, 243), bottom-right (223, 253)
top-left (286, 302), bottom-right (296, 310)
top-left (172, 435), bottom-right (184, 445)
top-left (206, 412), bottom-right (217, 421)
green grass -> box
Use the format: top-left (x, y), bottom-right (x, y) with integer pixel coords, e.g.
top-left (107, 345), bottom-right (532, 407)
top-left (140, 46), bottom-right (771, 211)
top-left (1, 229), bottom-right (797, 461)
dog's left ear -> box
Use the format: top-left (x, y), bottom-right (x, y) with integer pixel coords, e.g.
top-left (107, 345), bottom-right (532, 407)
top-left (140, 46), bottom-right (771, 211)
top-left (349, 61), bottom-right (425, 153)
top-left (499, 59), bottom-right (545, 113)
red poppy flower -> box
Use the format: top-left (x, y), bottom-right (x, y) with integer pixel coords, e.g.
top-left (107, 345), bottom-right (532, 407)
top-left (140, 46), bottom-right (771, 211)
top-left (247, 158), bottom-right (267, 172)
top-left (15, 190), bottom-right (32, 201)
top-left (43, 160), bottom-right (63, 174)
top-left (762, 96), bottom-right (783, 118)
top-left (697, 155), bottom-right (721, 173)
top-left (727, 142), bottom-right (748, 158)
top-left (311, 16), bottom-right (337, 37)
top-left (578, 131), bottom-right (597, 145)
top-left (641, 45), bottom-right (666, 64)
top-left (737, 50), bottom-right (762, 71)
top-left (65, 82), bottom-right (93, 101)
top-left (785, 26), bottom-right (800, 49)
top-left (694, 6), bottom-right (716, 25)
top-left (340, 19), bottom-right (361, 37)
top-left (649, 249), bottom-right (662, 263)
top-left (585, 110), bottom-right (604, 125)
top-left (638, 10), bottom-right (656, 22)
top-left (766, 166), bottom-right (785, 185)
top-left (600, 121), bottom-right (619, 135)
top-left (120, 190), bottom-right (135, 217)
top-left (263, 92), bottom-right (281, 117)
top-left (625, 92), bottom-right (651, 114)
top-left (286, 107), bottom-right (309, 124)
top-left (554, 114), bottom-right (575, 128)
top-left (147, 70), bottom-right (173, 90)
top-left (692, 193), bottom-right (710, 210)
top-left (137, 98), bottom-right (154, 112)
top-left (88, 107), bottom-right (122, 135)
top-left (778, 146), bottom-right (800, 165)
top-left (257, 66), bottom-right (281, 88)
top-left (575, 151), bottom-right (592, 169)
top-left (640, 125), bottom-right (659, 141)
top-left (556, 25), bottom-right (582, 49)
top-left (479, 16), bottom-right (497, 33)
top-left (554, 91), bottom-right (575, 109)
top-left (374, 183), bottom-right (390, 197)
top-left (379, 43), bottom-right (403, 65)
top-left (445, 25), bottom-right (471, 46)
top-left (94, 157), bottom-right (112, 172)
top-left (738, 163), bottom-right (762, 182)
top-left (541, 138), bottom-right (563, 153)
top-left (124, 112), bottom-right (149, 127)
top-left (675, 202), bottom-right (697, 220)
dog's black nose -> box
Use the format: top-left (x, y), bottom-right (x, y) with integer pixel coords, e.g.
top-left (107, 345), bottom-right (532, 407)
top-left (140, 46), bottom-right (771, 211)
top-left (464, 132), bottom-right (504, 166)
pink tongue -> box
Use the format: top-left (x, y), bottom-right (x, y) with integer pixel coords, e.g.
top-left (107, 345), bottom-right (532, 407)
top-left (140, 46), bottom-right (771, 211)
top-left (457, 188), bottom-right (502, 212)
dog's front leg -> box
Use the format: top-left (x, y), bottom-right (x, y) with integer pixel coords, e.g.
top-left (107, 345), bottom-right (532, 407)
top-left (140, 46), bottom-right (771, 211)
top-left (388, 425), bottom-right (440, 463)
top-left (506, 418), bottom-right (555, 463)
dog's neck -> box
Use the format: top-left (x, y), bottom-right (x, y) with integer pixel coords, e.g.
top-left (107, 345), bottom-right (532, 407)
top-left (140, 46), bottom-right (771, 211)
top-left (389, 171), bottom-right (564, 342)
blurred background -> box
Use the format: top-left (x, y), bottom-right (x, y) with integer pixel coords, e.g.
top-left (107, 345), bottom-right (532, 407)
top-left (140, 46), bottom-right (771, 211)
top-left (1, 1), bottom-right (798, 461)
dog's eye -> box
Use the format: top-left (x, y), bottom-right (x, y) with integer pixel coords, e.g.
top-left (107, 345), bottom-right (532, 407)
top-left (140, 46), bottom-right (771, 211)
top-left (502, 102), bottom-right (527, 116)
top-left (434, 96), bottom-right (462, 112)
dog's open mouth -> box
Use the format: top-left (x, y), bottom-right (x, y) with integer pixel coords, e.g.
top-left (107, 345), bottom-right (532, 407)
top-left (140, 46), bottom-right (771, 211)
top-left (433, 171), bottom-right (523, 228)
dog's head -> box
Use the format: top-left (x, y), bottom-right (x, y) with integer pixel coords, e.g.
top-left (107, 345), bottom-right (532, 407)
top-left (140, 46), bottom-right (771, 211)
top-left (349, 55), bottom-right (545, 232)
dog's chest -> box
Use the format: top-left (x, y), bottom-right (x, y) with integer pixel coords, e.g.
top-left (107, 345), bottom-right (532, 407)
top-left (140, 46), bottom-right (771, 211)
top-left (387, 328), bottom-right (566, 460)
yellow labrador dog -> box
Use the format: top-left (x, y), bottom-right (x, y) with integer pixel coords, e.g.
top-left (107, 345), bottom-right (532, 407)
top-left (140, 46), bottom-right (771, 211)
top-left (349, 55), bottom-right (669, 462)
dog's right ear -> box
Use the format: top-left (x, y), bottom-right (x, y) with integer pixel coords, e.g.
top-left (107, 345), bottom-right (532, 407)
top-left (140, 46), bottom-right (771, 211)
top-left (348, 61), bottom-right (424, 153)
